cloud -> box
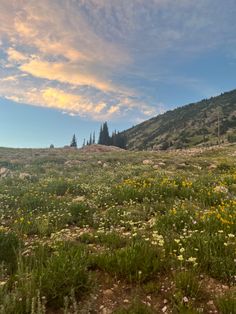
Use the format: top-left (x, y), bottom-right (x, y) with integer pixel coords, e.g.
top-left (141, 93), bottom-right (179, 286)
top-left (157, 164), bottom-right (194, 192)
top-left (7, 47), bottom-right (28, 62)
top-left (0, 0), bottom-right (235, 122)
top-left (20, 59), bottom-right (116, 93)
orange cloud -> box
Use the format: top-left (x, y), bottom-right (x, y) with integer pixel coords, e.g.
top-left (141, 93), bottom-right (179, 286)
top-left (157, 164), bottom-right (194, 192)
top-left (20, 59), bottom-right (116, 92)
top-left (7, 48), bottom-right (28, 62)
top-left (41, 88), bottom-right (111, 117)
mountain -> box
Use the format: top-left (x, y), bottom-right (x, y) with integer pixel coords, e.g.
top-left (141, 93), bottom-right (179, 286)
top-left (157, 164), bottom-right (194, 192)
top-left (123, 89), bottom-right (236, 150)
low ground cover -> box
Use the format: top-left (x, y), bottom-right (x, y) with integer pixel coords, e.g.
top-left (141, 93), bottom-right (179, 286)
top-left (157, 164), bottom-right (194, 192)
top-left (0, 145), bottom-right (235, 313)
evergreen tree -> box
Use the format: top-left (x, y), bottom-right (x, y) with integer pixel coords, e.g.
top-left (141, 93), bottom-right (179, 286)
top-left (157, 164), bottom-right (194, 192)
top-left (98, 125), bottom-right (103, 145)
top-left (70, 134), bottom-right (77, 148)
top-left (89, 133), bottom-right (92, 145)
top-left (111, 131), bottom-right (127, 149)
top-left (98, 122), bottom-right (111, 145)
top-left (98, 122), bottom-right (110, 145)
top-left (93, 131), bottom-right (96, 144)
top-left (103, 122), bottom-right (110, 145)
top-left (82, 139), bottom-right (86, 147)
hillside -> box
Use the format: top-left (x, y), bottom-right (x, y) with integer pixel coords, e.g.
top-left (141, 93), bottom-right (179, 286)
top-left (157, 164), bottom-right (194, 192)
top-left (123, 89), bottom-right (236, 150)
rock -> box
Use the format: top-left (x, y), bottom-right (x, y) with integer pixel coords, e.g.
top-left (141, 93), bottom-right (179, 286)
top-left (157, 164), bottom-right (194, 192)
top-left (207, 300), bottom-right (216, 311)
top-left (153, 165), bottom-right (160, 169)
top-left (193, 165), bottom-right (202, 170)
top-left (103, 289), bottom-right (113, 297)
top-left (65, 160), bottom-right (81, 166)
top-left (157, 162), bottom-right (165, 166)
top-left (221, 284), bottom-right (229, 290)
top-left (0, 167), bottom-right (11, 178)
top-left (72, 196), bottom-right (85, 202)
top-left (103, 163), bottom-right (108, 168)
top-left (19, 172), bottom-right (31, 180)
top-left (143, 160), bottom-right (154, 165)
top-left (209, 164), bottom-right (217, 170)
top-left (162, 305), bottom-right (167, 312)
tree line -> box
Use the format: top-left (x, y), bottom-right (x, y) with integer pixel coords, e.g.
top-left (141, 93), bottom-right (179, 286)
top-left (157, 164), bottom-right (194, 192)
top-left (69, 122), bottom-right (127, 149)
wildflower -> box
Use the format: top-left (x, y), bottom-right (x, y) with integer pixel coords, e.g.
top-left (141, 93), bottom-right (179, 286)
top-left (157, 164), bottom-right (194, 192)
top-left (183, 296), bottom-right (189, 303)
top-left (187, 257), bottom-right (197, 263)
top-left (0, 281), bottom-right (7, 286)
top-left (177, 255), bottom-right (184, 261)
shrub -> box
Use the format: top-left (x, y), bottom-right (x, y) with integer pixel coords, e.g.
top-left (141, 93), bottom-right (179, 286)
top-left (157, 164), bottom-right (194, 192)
top-left (216, 291), bottom-right (236, 314)
top-left (114, 301), bottom-right (154, 314)
top-left (69, 203), bottom-right (95, 227)
top-left (92, 241), bottom-right (167, 283)
top-left (0, 231), bottom-right (20, 273)
top-left (174, 271), bottom-right (201, 298)
top-left (35, 243), bottom-right (90, 307)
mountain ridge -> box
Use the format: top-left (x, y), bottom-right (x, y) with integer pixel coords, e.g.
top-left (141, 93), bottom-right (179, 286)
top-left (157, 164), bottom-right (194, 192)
top-left (123, 89), bottom-right (236, 150)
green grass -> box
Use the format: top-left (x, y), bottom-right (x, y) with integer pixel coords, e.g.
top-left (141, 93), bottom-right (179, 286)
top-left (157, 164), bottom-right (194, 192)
top-left (216, 291), bottom-right (236, 314)
top-left (0, 144), bottom-right (235, 312)
top-left (92, 241), bottom-right (167, 283)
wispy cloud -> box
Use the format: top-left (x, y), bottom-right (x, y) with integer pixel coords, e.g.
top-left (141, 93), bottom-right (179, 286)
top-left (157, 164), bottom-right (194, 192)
top-left (20, 59), bottom-right (116, 93)
top-left (0, 0), bottom-right (235, 121)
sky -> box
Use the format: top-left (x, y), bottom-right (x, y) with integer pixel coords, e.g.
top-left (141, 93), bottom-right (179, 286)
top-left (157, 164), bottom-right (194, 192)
top-left (0, 0), bottom-right (236, 148)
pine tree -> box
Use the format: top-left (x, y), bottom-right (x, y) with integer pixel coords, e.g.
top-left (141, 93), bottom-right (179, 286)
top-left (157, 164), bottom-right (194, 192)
top-left (98, 122), bottom-right (111, 145)
top-left (70, 134), bottom-right (77, 148)
top-left (111, 131), bottom-right (127, 149)
top-left (98, 125), bottom-right (103, 145)
top-left (89, 133), bottom-right (92, 145)
top-left (104, 122), bottom-right (111, 145)
top-left (93, 131), bottom-right (96, 144)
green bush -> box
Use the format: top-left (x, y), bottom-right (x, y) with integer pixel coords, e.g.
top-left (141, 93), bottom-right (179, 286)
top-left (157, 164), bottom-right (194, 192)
top-left (174, 271), bottom-right (201, 298)
top-left (92, 241), bottom-right (166, 283)
top-left (0, 231), bottom-right (20, 273)
top-left (36, 243), bottom-right (90, 307)
top-left (216, 291), bottom-right (236, 314)
top-left (115, 301), bottom-right (154, 313)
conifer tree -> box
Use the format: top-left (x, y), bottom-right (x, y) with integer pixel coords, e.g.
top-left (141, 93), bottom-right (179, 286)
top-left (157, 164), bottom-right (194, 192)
top-left (98, 125), bottom-right (103, 145)
top-left (93, 131), bottom-right (96, 144)
top-left (98, 122), bottom-right (110, 145)
top-left (70, 134), bottom-right (77, 148)
top-left (89, 133), bottom-right (92, 145)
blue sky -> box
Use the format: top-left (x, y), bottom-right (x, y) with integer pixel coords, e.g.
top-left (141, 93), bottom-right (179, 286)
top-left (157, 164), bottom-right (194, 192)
top-left (0, 0), bottom-right (236, 147)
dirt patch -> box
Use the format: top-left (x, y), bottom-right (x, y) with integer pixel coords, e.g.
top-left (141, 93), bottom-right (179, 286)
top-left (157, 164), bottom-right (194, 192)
top-left (79, 145), bottom-right (125, 153)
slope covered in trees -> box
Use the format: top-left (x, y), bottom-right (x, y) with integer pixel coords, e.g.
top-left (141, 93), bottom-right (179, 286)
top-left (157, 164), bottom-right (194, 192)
top-left (123, 89), bottom-right (236, 150)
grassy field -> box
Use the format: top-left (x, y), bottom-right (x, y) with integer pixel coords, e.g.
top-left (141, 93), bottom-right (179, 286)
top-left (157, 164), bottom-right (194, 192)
top-left (0, 145), bottom-right (235, 313)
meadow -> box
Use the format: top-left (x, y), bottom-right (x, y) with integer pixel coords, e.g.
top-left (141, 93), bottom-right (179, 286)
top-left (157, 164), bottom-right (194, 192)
top-left (0, 145), bottom-right (235, 314)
